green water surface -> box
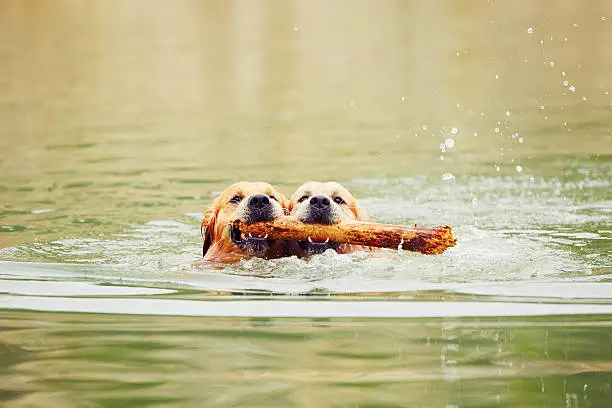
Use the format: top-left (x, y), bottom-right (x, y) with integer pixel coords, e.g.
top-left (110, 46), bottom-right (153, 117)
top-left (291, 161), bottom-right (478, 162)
top-left (1, 1), bottom-right (611, 407)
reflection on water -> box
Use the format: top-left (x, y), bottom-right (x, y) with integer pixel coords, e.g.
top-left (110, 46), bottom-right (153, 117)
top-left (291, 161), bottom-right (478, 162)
top-left (1, 312), bottom-right (611, 407)
top-left (1, 1), bottom-right (612, 406)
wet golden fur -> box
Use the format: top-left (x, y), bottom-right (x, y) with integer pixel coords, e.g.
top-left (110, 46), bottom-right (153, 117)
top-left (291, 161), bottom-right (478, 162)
top-left (199, 181), bottom-right (287, 264)
top-left (287, 181), bottom-right (371, 256)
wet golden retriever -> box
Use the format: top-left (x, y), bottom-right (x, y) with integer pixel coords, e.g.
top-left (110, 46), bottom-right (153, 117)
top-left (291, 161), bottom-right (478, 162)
top-left (199, 181), bottom-right (287, 263)
top-left (287, 181), bottom-right (371, 257)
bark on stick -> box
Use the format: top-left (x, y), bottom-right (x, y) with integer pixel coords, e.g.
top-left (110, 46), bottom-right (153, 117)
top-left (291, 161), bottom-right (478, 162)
top-left (231, 216), bottom-right (456, 255)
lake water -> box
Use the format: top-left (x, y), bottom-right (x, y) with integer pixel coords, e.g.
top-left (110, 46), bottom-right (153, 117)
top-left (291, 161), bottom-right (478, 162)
top-left (1, 1), bottom-right (611, 407)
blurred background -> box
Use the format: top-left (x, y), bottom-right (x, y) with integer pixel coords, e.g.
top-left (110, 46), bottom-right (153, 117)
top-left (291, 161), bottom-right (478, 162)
top-left (1, 2), bottom-right (612, 407)
top-left (1, 0), bottom-right (610, 248)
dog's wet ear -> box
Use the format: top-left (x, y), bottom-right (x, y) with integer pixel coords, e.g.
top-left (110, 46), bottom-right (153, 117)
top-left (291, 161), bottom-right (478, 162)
top-left (201, 204), bottom-right (218, 256)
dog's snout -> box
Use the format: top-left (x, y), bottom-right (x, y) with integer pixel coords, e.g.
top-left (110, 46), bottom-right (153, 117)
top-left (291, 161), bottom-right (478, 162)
top-left (301, 194), bottom-right (337, 224)
top-left (242, 193), bottom-right (277, 223)
top-left (248, 194), bottom-right (270, 209)
top-left (310, 195), bottom-right (330, 208)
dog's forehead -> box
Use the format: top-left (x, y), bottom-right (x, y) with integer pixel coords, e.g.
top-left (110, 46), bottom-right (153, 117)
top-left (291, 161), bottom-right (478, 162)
top-left (326, 182), bottom-right (353, 197)
top-left (224, 181), bottom-right (275, 197)
top-left (293, 182), bottom-right (317, 198)
top-left (306, 182), bottom-right (351, 195)
top-left (293, 182), bottom-right (355, 202)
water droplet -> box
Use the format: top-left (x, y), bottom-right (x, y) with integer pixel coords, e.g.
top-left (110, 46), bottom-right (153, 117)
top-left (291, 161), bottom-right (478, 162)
top-left (293, 26), bottom-right (299, 32)
top-left (472, 197), bottom-right (478, 205)
top-left (439, 143), bottom-right (446, 152)
top-left (31, 208), bottom-right (55, 214)
top-left (582, 96), bottom-right (587, 101)
top-left (602, 16), bottom-right (607, 21)
top-left (563, 80), bottom-right (569, 86)
top-left (562, 71), bottom-right (566, 76)
top-left (422, 125), bottom-right (428, 130)
top-left (516, 165), bottom-right (523, 172)
top-left (518, 137), bottom-right (524, 143)
top-left (540, 105), bottom-right (545, 110)
top-left (445, 138), bottom-right (455, 148)
top-left (549, 61), bottom-right (555, 67)
top-left (495, 73), bottom-right (499, 79)
top-left (572, 23), bottom-right (579, 28)
top-left (401, 96), bottom-right (407, 101)
top-left (527, 27), bottom-right (534, 34)
top-left (440, 155), bottom-right (445, 161)
top-left (473, 131), bottom-right (478, 137)
top-left (495, 166), bottom-right (500, 172)
top-left (450, 127), bottom-right (458, 135)
top-left (569, 85), bottom-right (576, 92)
top-left (494, 127), bottom-right (500, 133)
top-left (505, 110), bottom-right (511, 117)
top-left (442, 173), bottom-right (455, 181)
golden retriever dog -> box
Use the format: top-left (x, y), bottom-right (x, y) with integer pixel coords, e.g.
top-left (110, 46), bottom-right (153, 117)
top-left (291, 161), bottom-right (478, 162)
top-left (199, 181), bottom-right (287, 263)
top-left (287, 181), bottom-right (370, 257)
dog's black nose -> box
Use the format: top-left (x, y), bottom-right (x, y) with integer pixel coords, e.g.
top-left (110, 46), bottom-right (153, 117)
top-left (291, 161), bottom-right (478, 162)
top-left (310, 195), bottom-right (330, 208)
top-left (248, 194), bottom-right (270, 209)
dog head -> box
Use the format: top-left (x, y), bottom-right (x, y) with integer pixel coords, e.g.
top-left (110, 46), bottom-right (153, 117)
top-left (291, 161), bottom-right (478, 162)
top-left (201, 181), bottom-right (287, 263)
top-left (288, 181), bottom-right (367, 255)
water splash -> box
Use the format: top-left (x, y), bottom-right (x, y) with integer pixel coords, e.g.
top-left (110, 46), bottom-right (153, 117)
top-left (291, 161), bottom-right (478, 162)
top-left (2, 167), bottom-right (609, 295)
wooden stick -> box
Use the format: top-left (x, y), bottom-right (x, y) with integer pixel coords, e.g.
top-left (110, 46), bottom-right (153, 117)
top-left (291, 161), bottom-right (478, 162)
top-left (231, 216), bottom-right (456, 255)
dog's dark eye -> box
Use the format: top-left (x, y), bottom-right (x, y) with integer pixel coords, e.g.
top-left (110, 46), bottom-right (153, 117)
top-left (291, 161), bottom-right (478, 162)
top-left (269, 195), bottom-right (278, 202)
top-left (229, 195), bottom-right (242, 204)
top-left (333, 196), bottom-right (345, 204)
top-left (297, 195), bottom-right (309, 203)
